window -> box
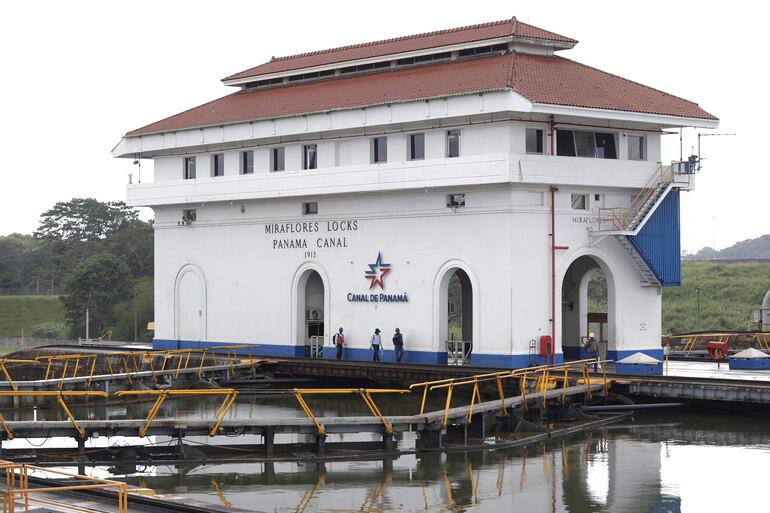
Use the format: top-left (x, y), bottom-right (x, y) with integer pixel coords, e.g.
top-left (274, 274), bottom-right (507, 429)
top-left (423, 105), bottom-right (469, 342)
top-left (628, 135), bottom-right (644, 160)
top-left (241, 150), bottom-right (254, 174)
top-left (303, 144), bottom-right (317, 170)
top-left (574, 131), bottom-right (595, 157)
top-left (594, 132), bottom-right (617, 159)
top-left (212, 153), bottom-right (224, 177)
top-left (303, 202), bottom-right (318, 215)
top-left (447, 130), bottom-right (461, 158)
top-left (556, 130), bottom-right (617, 159)
top-left (447, 193), bottom-right (466, 208)
top-left (571, 193), bottom-right (588, 210)
top-left (181, 209), bottom-right (197, 224)
top-left (556, 130), bottom-right (575, 156)
top-left (526, 128), bottom-right (544, 154)
top-left (271, 147), bottom-right (285, 171)
top-left (183, 157), bottom-right (196, 180)
top-left (408, 133), bottom-right (425, 160)
top-left (372, 136), bottom-right (388, 163)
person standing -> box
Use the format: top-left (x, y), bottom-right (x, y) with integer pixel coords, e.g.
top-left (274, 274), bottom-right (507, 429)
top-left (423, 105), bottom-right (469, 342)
top-left (332, 327), bottom-right (345, 360)
top-left (585, 332), bottom-right (599, 372)
top-left (392, 328), bottom-right (404, 363)
top-left (370, 329), bottom-right (382, 362)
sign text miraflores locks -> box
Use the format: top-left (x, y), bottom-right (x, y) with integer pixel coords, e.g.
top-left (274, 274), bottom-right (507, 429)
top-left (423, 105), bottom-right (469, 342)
top-left (266, 219), bottom-right (358, 252)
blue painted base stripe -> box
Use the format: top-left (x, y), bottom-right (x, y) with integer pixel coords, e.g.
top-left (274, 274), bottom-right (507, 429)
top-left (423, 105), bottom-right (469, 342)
top-left (153, 339), bottom-right (561, 369)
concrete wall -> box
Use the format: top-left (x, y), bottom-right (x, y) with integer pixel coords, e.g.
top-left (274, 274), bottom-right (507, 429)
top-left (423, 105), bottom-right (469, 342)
top-left (151, 182), bottom-right (663, 366)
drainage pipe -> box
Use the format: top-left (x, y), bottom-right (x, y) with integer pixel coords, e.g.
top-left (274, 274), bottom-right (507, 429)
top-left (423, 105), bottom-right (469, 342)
top-left (550, 186), bottom-right (569, 365)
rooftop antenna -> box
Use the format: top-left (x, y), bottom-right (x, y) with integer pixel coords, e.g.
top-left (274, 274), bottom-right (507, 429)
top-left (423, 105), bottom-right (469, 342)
top-left (697, 132), bottom-right (736, 171)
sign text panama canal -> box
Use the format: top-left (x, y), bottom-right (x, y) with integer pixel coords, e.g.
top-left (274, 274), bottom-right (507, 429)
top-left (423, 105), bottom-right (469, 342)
top-left (266, 220), bottom-right (358, 250)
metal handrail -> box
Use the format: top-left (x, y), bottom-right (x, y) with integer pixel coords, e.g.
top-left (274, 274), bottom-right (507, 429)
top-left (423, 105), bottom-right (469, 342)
top-left (292, 388), bottom-right (409, 436)
top-left (0, 391), bottom-right (108, 440)
top-left (0, 459), bottom-right (128, 513)
top-left (114, 389), bottom-right (239, 437)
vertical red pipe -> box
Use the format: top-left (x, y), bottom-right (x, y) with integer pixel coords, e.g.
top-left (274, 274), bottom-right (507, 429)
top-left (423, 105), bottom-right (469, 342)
top-left (550, 185), bottom-right (568, 366)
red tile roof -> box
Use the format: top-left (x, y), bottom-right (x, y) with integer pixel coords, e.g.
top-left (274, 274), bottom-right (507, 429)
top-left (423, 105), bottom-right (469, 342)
top-left (126, 53), bottom-right (716, 137)
top-left (222, 17), bottom-right (576, 82)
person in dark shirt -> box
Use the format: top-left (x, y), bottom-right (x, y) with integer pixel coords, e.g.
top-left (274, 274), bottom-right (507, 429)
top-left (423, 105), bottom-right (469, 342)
top-left (392, 328), bottom-right (404, 363)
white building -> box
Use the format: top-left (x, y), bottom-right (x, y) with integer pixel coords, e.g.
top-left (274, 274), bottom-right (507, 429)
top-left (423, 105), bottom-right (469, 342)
top-left (113, 17), bottom-right (717, 367)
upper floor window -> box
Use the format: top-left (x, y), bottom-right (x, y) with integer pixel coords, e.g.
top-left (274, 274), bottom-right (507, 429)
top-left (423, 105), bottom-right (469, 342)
top-left (212, 153), bottom-right (224, 177)
top-left (303, 202), bottom-right (318, 215)
top-left (408, 133), bottom-right (425, 161)
top-left (447, 130), bottom-right (461, 158)
top-left (447, 193), bottom-right (466, 208)
top-left (271, 147), bottom-right (285, 172)
top-left (241, 150), bottom-right (254, 174)
top-left (557, 130), bottom-right (617, 159)
top-left (372, 136), bottom-right (388, 163)
top-left (526, 128), bottom-right (545, 154)
top-left (183, 156), bottom-right (196, 180)
top-left (628, 135), bottom-right (645, 161)
top-left (303, 144), bottom-right (317, 170)
top-left (571, 193), bottom-right (588, 210)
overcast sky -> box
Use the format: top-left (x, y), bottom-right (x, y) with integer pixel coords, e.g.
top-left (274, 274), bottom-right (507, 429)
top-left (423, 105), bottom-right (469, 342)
top-left (0, 0), bottom-right (764, 252)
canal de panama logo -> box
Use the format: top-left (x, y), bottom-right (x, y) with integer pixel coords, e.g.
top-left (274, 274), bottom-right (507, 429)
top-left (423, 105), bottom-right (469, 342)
top-left (364, 252), bottom-right (391, 290)
top-left (347, 252), bottom-right (408, 303)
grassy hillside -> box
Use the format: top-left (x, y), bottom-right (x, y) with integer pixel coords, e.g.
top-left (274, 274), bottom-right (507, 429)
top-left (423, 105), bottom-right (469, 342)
top-left (662, 262), bottom-right (770, 334)
top-left (0, 296), bottom-right (66, 336)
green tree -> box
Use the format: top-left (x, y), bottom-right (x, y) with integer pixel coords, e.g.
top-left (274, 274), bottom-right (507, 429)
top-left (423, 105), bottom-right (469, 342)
top-left (106, 220), bottom-right (154, 278)
top-left (111, 277), bottom-right (154, 342)
top-left (34, 198), bottom-right (138, 242)
top-left (61, 253), bottom-right (132, 338)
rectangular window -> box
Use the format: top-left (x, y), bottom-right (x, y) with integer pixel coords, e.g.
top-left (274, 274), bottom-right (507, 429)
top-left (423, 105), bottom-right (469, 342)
top-left (302, 202), bottom-right (318, 215)
top-left (241, 150), bottom-right (254, 174)
top-left (183, 156), bottom-right (196, 180)
top-left (526, 128), bottom-right (544, 154)
top-left (271, 147), bottom-right (285, 172)
top-left (594, 132), bottom-right (617, 159)
top-left (408, 133), bottom-right (425, 160)
top-left (557, 130), bottom-right (617, 159)
top-left (574, 131), bottom-right (596, 157)
top-left (447, 193), bottom-right (466, 208)
top-left (628, 135), bottom-right (644, 160)
top-left (303, 144), bottom-right (317, 170)
top-left (212, 153), bottom-right (224, 177)
top-left (372, 136), bottom-right (388, 163)
top-left (181, 209), bottom-right (197, 223)
top-left (571, 193), bottom-right (588, 210)
top-left (447, 130), bottom-right (461, 158)
top-left (556, 130), bottom-right (576, 156)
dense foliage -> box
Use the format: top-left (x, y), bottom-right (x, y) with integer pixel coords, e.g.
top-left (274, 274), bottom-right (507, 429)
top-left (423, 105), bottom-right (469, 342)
top-left (0, 198), bottom-right (154, 341)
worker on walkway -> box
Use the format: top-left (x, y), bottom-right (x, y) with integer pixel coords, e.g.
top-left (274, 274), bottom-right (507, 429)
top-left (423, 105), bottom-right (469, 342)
top-left (585, 332), bottom-right (599, 372)
top-left (333, 327), bottom-right (345, 360)
top-left (370, 328), bottom-right (382, 362)
top-left (392, 328), bottom-right (404, 363)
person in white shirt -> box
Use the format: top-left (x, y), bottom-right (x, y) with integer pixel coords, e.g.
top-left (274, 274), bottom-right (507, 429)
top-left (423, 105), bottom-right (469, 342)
top-left (370, 328), bottom-right (382, 362)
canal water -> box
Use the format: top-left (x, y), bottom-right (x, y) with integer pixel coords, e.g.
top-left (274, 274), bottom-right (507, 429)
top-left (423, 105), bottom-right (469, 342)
top-left (74, 411), bottom-right (767, 513)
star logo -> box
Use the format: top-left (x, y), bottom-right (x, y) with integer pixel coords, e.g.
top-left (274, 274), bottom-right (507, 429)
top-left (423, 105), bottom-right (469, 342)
top-left (364, 252), bottom-right (391, 290)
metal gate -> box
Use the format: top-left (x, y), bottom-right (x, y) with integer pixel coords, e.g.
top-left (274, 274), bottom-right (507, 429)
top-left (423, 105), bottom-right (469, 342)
top-left (306, 336), bottom-right (325, 358)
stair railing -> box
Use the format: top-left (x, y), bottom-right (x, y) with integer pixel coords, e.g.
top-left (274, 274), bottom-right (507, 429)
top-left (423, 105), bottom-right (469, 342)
top-left (597, 163), bottom-right (672, 231)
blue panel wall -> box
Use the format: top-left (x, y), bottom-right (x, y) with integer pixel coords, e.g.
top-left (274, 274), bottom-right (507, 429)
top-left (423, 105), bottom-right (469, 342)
top-left (628, 189), bottom-right (681, 286)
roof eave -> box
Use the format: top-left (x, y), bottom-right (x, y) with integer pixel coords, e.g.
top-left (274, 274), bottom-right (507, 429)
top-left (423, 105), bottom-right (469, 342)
top-left (530, 102), bottom-right (719, 129)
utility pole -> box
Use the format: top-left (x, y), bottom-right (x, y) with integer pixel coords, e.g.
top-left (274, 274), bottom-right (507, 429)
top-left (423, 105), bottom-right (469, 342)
top-left (696, 287), bottom-right (701, 332)
top-left (85, 308), bottom-right (89, 340)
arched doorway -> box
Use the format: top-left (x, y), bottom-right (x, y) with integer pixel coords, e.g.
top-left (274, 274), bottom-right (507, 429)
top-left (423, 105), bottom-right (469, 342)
top-left (561, 255), bottom-right (615, 361)
top-left (443, 268), bottom-right (473, 364)
top-left (294, 267), bottom-right (327, 358)
top-left (174, 265), bottom-right (206, 343)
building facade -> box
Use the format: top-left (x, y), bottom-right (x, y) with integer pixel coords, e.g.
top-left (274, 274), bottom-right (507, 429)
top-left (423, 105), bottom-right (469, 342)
top-left (113, 17), bottom-right (718, 367)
